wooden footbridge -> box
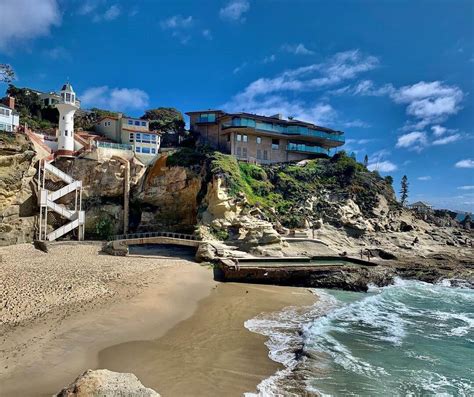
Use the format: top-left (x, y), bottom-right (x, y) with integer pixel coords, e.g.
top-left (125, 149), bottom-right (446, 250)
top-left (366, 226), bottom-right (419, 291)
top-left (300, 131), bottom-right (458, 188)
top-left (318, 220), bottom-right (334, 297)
top-left (103, 231), bottom-right (202, 256)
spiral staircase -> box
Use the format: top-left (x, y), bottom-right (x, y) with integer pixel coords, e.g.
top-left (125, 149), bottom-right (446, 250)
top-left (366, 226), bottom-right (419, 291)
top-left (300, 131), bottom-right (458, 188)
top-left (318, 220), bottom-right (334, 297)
top-left (37, 160), bottom-right (85, 241)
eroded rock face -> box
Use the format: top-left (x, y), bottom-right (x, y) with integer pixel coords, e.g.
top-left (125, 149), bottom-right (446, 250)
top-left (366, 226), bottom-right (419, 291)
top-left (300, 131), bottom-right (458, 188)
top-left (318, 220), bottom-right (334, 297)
top-left (55, 369), bottom-right (160, 397)
top-left (0, 134), bottom-right (37, 246)
top-left (136, 162), bottom-right (202, 232)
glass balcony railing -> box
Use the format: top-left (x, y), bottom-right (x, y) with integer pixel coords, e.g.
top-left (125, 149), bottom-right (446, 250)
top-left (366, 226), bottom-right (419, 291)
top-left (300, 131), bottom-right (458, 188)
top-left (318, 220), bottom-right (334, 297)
top-left (96, 141), bottom-right (133, 151)
top-left (287, 143), bottom-right (329, 154)
top-left (222, 117), bottom-right (344, 143)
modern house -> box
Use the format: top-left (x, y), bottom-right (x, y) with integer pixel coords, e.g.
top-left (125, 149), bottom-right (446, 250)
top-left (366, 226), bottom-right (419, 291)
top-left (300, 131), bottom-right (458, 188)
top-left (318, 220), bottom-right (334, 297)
top-left (0, 96), bottom-right (19, 132)
top-left (186, 110), bottom-right (345, 164)
top-left (409, 201), bottom-right (433, 214)
top-left (95, 113), bottom-right (161, 161)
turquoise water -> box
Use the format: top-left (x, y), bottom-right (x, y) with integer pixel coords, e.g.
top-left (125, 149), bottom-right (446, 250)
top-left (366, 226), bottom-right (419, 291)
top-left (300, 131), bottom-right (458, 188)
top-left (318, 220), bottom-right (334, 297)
top-left (245, 279), bottom-right (474, 396)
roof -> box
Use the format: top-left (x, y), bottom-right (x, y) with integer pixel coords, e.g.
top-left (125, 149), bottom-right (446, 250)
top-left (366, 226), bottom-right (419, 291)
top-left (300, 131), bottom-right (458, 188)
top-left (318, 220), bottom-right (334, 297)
top-left (185, 110), bottom-right (224, 115)
top-left (186, 109), bottom-right (344, 135)
top-left (61, 82), bottom-right (74, 92)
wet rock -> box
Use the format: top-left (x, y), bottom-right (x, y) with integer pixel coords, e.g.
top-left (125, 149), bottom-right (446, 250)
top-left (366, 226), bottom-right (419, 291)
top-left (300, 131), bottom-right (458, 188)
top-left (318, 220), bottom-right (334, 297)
top-left (55, 369), bottom-right (160, 397)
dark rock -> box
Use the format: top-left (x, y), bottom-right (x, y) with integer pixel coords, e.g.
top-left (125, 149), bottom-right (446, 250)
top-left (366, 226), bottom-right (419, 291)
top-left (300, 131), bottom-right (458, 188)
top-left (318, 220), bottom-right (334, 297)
top-left (33, 240), bottom-right (48, 253)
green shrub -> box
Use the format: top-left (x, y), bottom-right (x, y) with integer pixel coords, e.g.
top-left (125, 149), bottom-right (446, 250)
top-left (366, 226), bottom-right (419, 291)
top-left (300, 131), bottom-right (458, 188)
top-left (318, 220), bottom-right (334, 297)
top-left (95, 215), bottom-right (115, 240)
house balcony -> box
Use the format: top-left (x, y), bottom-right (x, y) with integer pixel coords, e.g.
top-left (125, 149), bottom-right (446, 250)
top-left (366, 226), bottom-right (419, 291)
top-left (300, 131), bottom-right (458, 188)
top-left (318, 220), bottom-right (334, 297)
top-left (221, 117), bottom-right (345, 145)
top-left (286, 143), bottom-right (330, 155)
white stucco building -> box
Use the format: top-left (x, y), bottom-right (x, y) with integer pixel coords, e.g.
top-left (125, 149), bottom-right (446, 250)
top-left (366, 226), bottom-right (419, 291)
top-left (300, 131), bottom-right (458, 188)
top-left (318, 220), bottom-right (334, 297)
top-left (0, 97), bottom-right (19, 132)
top-left (95, 113), bottom-right (161, 164)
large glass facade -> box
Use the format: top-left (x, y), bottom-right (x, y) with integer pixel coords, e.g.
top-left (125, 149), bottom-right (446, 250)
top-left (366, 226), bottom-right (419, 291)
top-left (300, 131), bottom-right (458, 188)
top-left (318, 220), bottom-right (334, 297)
top-left (197, 113), bottom-right (216, 123)
top-left (287, 143), bottom-right (329, 154)
top-left (224, 117), bottom-right (344, 143)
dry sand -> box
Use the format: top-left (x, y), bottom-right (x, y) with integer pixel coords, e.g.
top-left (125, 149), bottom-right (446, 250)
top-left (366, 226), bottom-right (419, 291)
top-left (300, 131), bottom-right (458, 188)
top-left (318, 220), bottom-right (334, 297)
top-left (0, 242), bottom-right (316, 397)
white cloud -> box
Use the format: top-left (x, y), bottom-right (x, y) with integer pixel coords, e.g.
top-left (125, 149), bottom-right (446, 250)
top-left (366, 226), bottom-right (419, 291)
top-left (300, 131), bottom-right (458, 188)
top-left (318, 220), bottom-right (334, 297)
top-left (160, 15), bottom-right (193, 30)
top-left (219, 0), bottom-right (250, 22)
top-left (202, 29), bottom-right (212, 40)
top-left (432, 133), bottom-right (461, 145)
top-left (0, 0), bottom-right (61, 52)
top-left (104, 5), bottom-right (121, 21)
top-left (455, 159), bottom-right (474, 169)
top-left (81, 86), bottom-right (149, 111)
top-left (392, 81), bottom-right (463, 126)
top-left (233, 62), bottom-right (248, 74)
top-left (458, 185), bottom-right (474, 190)
top-left (160, 15), bottom-right (193, 44)
top-left (223, 50), bottom-right (377, 127)
top-left (281, 43), bottom-right (314, 55)
top-left (43, 46), bottom-right (71, 60)
top-left (395, 131), bottom-right (428, 151)
top-left (262, 54), bottom-right (276, 63)
top-left (431, 125), bottom-right (446, 136)
top-left (367, 160), bottom-right (397, 173)
top-left (417, 176), bottom-right (432, 181)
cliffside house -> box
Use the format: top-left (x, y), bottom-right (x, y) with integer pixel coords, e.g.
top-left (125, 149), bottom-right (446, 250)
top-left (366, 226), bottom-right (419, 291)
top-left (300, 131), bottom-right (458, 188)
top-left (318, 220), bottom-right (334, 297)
top-left (409, 201), bottom-right (433, 214)
top-left (94, 113), bottom-right (161, 159)
top-left (0, 96), bottom-right (19, 132)
top-left (186, 110), bottom-right (345, 164)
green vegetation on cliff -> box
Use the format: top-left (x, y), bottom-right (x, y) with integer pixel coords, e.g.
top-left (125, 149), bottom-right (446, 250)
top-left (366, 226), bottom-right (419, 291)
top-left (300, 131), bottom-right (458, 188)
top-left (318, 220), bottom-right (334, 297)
top-left (204, 150), bottom-right (398, 227)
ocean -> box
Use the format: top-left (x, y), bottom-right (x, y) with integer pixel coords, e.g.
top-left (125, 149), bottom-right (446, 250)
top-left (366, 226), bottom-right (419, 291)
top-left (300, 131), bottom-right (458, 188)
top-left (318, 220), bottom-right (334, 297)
top-left (245, 279), bottom-right (474, 396)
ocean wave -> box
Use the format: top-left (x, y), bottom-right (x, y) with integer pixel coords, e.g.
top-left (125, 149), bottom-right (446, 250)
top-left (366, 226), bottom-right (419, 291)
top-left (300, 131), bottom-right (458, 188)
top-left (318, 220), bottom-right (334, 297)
top-left (244, 280), bottom-right (474, 396)
top-left (244, 290), bottom-right (337, 396)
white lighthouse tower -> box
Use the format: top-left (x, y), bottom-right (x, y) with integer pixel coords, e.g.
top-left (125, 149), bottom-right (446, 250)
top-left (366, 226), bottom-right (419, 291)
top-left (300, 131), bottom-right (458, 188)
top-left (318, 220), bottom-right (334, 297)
top-left (55, 82), bottom-right (79, 156)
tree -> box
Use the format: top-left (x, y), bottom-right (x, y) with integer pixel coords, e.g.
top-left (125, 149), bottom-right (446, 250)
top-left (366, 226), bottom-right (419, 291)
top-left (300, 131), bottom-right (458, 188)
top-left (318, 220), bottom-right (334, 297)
top-left (0, 64), bottom-right (15, 83)
top-left (363, 154), bottom-right (369, 168)
top-left (400, 175), bottom-right (409, 206)
top-left (141, 107), bottom-right (186, 147)
top-left (384, 175), bottom-right (394, 185)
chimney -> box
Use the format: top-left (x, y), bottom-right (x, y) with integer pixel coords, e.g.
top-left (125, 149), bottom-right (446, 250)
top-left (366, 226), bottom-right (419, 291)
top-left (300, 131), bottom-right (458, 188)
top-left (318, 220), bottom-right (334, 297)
top-left (3, 96), bottom-right (15, 110)
top-left (117, 112), bottom-right (123, 119)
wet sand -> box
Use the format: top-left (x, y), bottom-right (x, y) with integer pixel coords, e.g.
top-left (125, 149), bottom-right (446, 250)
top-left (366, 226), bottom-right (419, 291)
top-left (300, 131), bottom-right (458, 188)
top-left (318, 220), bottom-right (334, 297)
top-left (98, 283), bottom-right (316, 397)
top-left (0, 242), bottom-right (316, 397)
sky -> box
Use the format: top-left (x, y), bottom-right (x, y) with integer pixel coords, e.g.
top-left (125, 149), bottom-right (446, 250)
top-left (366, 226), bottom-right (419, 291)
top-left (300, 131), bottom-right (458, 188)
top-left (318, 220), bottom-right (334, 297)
top-left (0, 0), bottom-right (473, 211)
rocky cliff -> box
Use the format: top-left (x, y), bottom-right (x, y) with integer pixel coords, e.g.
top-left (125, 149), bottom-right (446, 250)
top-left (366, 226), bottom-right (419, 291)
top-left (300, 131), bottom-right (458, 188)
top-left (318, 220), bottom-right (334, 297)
top-left (0, 133), bottom-right (37, 245)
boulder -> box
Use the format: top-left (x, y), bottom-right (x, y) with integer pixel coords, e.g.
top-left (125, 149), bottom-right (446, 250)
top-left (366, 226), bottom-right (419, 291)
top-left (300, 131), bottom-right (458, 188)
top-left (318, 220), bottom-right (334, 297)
top-left (195, 242), bottom-right (218, 262)
top-left (55, 369), bottom-right (160, 397)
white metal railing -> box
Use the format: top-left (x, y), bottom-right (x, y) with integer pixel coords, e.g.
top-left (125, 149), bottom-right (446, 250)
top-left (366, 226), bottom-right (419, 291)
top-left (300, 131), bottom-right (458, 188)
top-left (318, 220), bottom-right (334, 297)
top-left (38, 160), bottom-right (85, 241)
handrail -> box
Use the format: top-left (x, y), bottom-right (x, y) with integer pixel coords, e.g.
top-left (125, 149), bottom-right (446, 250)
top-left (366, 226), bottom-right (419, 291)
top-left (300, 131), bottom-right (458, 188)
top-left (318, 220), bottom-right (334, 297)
top-left (109, 231), bottom-right (201, 241)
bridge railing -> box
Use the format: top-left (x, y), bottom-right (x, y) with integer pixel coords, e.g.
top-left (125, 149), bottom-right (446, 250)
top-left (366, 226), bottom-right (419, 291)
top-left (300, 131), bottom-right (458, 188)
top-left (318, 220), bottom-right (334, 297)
top-left (109, 231), bottom-right (201, 241)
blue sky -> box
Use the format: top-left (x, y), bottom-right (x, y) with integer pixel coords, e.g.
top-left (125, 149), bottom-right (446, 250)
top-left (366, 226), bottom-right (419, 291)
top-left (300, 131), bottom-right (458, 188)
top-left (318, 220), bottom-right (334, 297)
top-left (1, 0), bottom-right (473, 211)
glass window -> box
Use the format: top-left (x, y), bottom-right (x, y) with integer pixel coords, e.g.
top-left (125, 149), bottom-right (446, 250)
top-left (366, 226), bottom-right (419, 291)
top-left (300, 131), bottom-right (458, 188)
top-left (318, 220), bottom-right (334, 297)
top-left (134, 120), bottom-right (140, 126)
top-left (142, 134), bottom-right (151, 143)
top-left (242, 147), bottom-right (247, 158)
top-left (128, 119), bottom-right (133, 125)
top-left (72, 94), bottom-right (75, 103)
top-left (272, 139), bottom-right (280, 150)
top-left (263, 150), bottom-right (268, 160)
top-left (151, 135), bottom-right (156, 142)
top-left (141, 147), bottom-right (151, 154)
top-left (6, 125), bottom-right (11, 131)
top-left (207, 113), bottom-right (216, 122)
top-left (151, 148), bottom-right (156, 154)
top-left (236, 134), bottom-right (242, 142)
top-left (136, 147), bottom-right (141, 153)
top-left (236, 147), bottom-right (241, 156)
top-left (257, 149), bottom-right (262, 159)
top-left (129, 133), bottom-right (134, 142)
top-left (256, 136), bottom-right (262, 144)
top-left (141, 121), bottom-right (147, 126)
top-left (135, 133), bottom-right (141, 141)
top-left (66, 93), bottom-right (71, 102)
top-left (243, 135), bottom-right (248, 142)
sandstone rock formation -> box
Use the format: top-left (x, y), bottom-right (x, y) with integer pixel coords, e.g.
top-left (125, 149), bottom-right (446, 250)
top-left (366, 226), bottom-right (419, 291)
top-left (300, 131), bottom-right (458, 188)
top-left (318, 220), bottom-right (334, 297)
top-left (0, 134), bottom-right (37, 245)
top-left (55, 369), bottom-right (160, 397)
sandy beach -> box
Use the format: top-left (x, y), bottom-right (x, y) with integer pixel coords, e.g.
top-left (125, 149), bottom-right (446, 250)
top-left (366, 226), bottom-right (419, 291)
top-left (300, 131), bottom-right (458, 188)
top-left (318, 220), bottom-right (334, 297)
top-left (0, 242), bottom-right (316, 396)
